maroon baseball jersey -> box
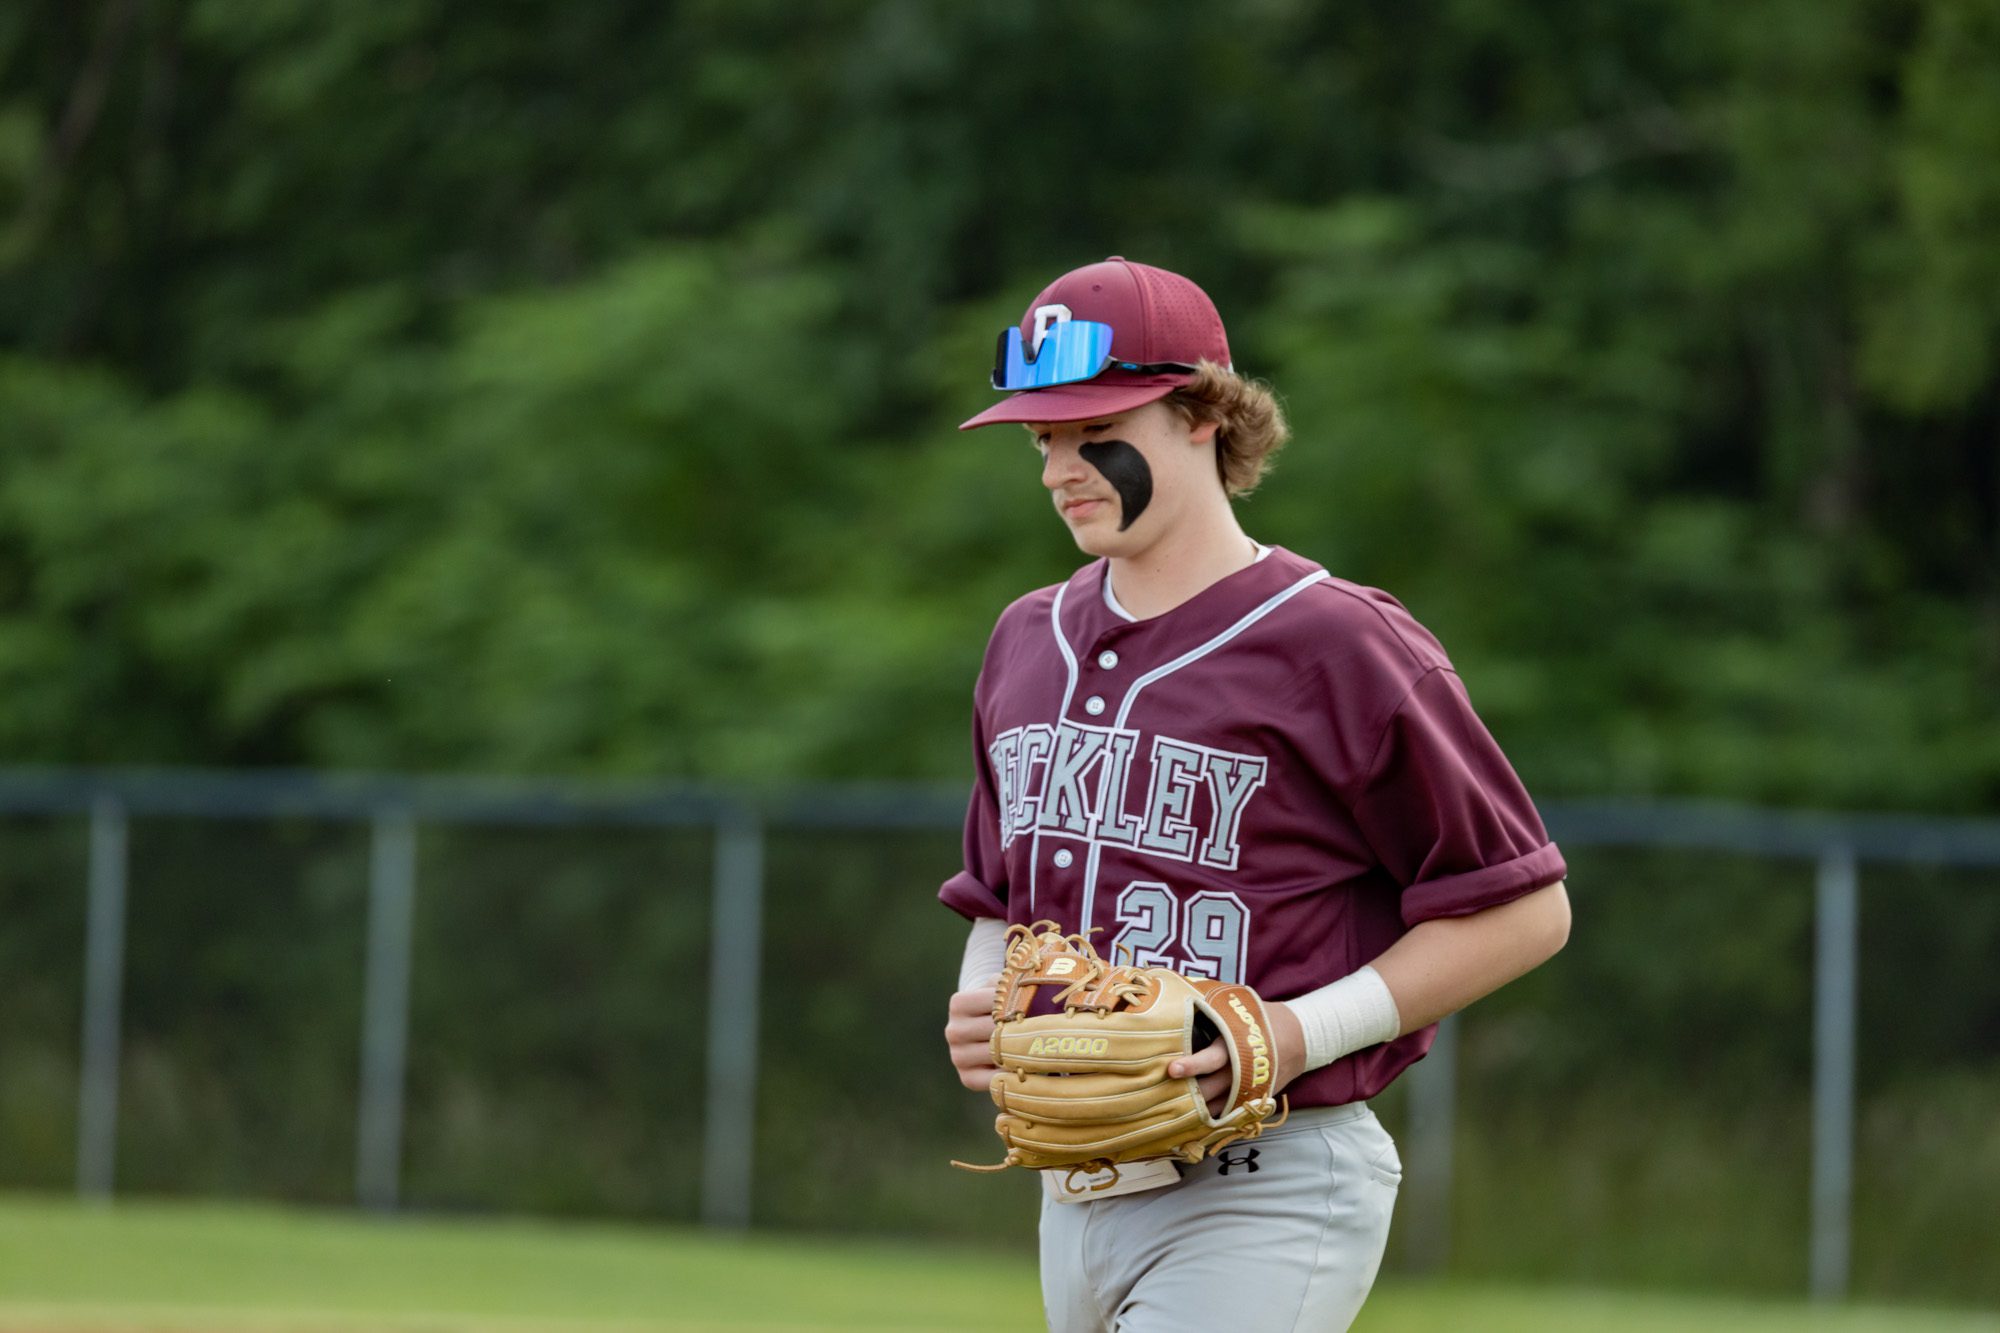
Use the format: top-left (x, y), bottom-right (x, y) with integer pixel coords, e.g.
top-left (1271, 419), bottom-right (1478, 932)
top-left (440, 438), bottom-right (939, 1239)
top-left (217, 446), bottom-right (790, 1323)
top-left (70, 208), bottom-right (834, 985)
top-left (939, 545), bottom-right (1567, 1108)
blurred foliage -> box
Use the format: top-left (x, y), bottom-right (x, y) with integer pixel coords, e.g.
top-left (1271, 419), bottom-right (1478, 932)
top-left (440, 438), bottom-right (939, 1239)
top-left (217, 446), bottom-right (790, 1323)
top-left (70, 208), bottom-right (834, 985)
top-left (2, 1), bottom-right (1997, 808)
top-left (4, 7), bottom-right (1997, 1304)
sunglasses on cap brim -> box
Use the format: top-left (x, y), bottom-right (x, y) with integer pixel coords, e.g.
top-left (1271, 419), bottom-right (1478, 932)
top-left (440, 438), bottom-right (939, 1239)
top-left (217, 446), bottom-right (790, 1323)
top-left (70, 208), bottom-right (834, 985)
top-left (991, 320), bottom-right (1199, 391)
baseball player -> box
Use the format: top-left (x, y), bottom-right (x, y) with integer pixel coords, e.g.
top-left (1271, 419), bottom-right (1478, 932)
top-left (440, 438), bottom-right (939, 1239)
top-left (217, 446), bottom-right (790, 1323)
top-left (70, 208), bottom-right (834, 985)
top-left (940, 257), bottom-right (1572, 1331)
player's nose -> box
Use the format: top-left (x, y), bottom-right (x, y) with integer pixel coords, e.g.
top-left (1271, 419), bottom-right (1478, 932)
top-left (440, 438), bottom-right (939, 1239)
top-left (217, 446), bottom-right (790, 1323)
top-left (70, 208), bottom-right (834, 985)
top-left (1041, 438), bottom-right (1088, 490)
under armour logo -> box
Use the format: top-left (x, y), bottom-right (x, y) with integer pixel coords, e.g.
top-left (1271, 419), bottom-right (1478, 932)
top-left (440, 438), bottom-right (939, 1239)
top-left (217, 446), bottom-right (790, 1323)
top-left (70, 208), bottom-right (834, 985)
top-left (1214, 1149), bottom-right (1261, 1176)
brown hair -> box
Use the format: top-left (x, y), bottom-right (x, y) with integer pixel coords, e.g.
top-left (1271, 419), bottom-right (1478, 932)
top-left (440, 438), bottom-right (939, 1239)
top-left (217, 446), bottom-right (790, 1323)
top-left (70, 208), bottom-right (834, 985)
top-left (1162, 360), bottom-right (1291, 497)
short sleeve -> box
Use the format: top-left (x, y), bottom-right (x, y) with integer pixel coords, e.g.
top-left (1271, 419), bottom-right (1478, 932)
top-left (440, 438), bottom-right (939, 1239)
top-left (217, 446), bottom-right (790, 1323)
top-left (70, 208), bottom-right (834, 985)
top-left (1350, 668), bottom-right (1566, 925)
top-left (938, 705), bottom-right (1009, 921)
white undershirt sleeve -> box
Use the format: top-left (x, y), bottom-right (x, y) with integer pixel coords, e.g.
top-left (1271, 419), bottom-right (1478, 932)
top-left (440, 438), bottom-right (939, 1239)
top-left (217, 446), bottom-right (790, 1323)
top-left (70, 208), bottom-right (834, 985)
top-left (958, 917), bottom-right (1011, 991)
top-left (1286, 965), bottom-right (1403, 1071)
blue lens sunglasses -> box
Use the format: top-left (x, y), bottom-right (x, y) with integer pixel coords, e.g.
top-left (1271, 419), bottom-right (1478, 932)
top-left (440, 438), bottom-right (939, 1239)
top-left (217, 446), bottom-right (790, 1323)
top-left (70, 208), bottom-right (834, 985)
top-left (991, 319), bottom-right (1199, 391)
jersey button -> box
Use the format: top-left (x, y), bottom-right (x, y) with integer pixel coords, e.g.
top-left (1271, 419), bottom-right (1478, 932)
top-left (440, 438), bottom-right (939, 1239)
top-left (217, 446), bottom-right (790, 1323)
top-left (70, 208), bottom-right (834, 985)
top-left (1097, 650), bottom-right (1119, 670)
top-left (1053, 849), bottom-right (1074, 868)
top-left (1083, 695), bottom-right (1106, 716)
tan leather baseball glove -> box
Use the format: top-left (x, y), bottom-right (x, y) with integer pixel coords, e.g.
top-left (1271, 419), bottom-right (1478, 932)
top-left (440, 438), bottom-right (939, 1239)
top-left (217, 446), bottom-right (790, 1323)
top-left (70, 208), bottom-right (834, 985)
top-left (952, 920), bottom-right (1288, 1190)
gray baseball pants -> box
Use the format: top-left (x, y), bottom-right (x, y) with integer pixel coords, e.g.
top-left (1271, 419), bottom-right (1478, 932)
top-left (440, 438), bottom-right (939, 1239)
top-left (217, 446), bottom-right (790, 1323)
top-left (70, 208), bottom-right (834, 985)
top-left (1038, 1102), bottom-right (1400, 1332)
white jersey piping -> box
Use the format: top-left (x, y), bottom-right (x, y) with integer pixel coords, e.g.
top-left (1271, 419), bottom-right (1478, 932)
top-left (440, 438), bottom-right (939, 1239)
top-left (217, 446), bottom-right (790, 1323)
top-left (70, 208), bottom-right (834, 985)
top-left (1032, 579), bottom-right (1082, 912)
top-left (1101, 544), bottom-right (1272, 624)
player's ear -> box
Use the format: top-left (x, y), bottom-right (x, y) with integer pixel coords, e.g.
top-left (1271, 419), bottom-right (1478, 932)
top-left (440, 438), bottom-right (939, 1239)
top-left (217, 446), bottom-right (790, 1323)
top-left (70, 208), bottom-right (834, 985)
top-left (1187, 419), bottom-right (1219, 447)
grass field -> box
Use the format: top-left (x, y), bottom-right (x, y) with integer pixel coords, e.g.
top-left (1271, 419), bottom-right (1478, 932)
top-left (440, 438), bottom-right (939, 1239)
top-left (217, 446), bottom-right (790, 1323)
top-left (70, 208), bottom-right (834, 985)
top-left (0, 1195), bottom-right (1994, 1332)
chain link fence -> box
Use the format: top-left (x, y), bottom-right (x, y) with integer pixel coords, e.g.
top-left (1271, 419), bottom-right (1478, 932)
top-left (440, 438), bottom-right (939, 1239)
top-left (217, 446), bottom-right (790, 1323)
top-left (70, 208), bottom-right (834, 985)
top-left (1, 769), bottom-right (1995, 1306)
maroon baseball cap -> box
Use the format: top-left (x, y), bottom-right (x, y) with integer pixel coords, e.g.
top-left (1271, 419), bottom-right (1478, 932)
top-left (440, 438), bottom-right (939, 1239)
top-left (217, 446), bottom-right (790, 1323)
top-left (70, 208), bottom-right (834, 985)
top-left (959, 257), bottom-right (1231, 430)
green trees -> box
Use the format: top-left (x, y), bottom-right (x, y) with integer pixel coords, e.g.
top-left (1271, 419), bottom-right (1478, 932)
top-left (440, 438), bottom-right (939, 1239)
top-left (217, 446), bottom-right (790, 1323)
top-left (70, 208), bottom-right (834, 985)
top-left (1, 1), bottom-right (1994, 806)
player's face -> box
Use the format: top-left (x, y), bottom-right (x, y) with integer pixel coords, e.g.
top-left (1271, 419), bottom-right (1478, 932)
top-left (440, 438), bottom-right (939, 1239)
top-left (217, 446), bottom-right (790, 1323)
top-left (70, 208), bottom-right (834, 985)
top-left (1030, 402), bottom-right (1218, 558)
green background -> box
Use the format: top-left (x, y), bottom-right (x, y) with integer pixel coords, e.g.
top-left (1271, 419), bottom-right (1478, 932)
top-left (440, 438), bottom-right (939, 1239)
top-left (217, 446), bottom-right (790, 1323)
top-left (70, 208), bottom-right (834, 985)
top-left (3, 0), bottom-right (1995, 803)
top-left (3, 0), bottom-right (1998, 1314)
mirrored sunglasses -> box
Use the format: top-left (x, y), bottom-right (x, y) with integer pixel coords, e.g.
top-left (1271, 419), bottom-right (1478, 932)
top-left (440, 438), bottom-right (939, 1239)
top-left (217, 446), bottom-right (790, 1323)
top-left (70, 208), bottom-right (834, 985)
top-left (990, 320), bottom-right (1198, 391)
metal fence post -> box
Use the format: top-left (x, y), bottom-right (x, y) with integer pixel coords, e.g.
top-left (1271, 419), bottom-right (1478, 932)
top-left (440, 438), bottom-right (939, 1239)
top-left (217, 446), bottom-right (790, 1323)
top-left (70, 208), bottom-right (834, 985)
top-left (356, 807), bottom-right (418, 1211)
top-left (76, 794), bottom-right (129, 1202)
top-left (700, 804), bottom-right (765, 1229)
top-left (1403, 1010), bottom-right (1459, 1273)
top-left (1811, 844), bottom-right (1859, 1301)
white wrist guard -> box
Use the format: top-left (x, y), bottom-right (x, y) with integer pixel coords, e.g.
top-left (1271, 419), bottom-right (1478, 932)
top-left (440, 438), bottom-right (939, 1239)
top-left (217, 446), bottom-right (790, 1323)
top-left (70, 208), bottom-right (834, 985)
top-left (958, 917), bottom-right (1010, 991)
top-left (1288, 966), bottom-right (1402, 1071)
